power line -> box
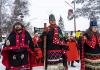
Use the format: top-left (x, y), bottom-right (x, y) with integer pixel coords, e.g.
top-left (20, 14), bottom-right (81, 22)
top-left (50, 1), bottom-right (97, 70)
top-left (65, 1), bottom-right (73, 9)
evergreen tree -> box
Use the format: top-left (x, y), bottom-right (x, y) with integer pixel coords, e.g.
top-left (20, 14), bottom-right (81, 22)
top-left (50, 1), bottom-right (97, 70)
top-left (58, 16), bottom-right (65, 35)
top-left (5, 0), bottom-right (29, 34)
top-left (0, 0), bottom-right (29, 35)
top-left (73, 0), bottom-right (100, 32)
top-left (11, 0), bottom-right (29, 23)
top-left (0, 0), bottom-right (13, 41)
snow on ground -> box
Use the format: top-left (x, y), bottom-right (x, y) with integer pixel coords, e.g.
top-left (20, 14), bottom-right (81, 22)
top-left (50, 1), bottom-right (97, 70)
top-left (0, 56), bottom-right (5, 70)
top-left (0, 56), bottom-right (80, 70)
top-left (68, 61), bottom-right (80, 70)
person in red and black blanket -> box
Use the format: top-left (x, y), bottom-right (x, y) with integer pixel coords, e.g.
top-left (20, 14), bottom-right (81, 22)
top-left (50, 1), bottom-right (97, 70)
top-left (81, 19), bottom-right (100, 70)
top-left (2, 22), bottom-right (35, 70)
top-left (40, 14), bottom-right (68, 70)
top-left (32, 32), bottom-right (43, 67)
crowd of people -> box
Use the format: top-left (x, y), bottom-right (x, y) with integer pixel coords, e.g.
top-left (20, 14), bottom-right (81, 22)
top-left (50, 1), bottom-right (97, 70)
top-left (1, 14), bottom-right (100, 70)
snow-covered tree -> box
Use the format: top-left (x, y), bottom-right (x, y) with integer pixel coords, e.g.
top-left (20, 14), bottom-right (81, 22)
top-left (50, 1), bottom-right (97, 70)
top-left (58, 16), bottom-right (65, 35)
top-left (73, 0), bottom-right (100, 19)
top-left (0, 0), bottom-right (13, 41)
top-left (72, 0), bottom-right (100, 32)
top-left (0, 0), bottom-right (29, 37)
top-left (11, 0), bottom-right (29, 24)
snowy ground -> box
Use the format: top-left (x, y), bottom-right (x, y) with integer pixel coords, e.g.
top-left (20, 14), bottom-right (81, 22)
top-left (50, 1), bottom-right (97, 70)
top-left (0, 56), bottom-right (80, 70)
top-left (68, 61), bottom-right (80, 70)
top-left (0, 56), bottom-right (6, 70)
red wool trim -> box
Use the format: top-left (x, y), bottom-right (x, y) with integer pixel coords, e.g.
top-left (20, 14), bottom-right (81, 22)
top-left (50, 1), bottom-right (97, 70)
top-left (10, 64), bottom-right (31, 70)
top-left (3, 30), bottom-right (33, 52)
top-left (9, 52), bottom-right (31, 70)
top-left (16, 30), bottom-right (25, 48)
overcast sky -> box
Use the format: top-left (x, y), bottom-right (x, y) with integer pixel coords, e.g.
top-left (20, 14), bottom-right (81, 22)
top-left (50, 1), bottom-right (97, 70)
top-left (26, 0), bottom-right (90, 31)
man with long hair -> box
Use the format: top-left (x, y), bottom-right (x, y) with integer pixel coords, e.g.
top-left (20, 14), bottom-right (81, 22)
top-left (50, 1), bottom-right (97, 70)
top-left (2, 22), bottom-right (34, 70)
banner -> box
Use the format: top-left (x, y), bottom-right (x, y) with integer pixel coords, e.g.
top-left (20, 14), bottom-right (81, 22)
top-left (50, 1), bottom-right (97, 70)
top-left (75, 31), bottom-right (81, 38)
top-left (67, 9), bottom-right (74, 20)
top-left (34, 27), bottom-right (44, 35)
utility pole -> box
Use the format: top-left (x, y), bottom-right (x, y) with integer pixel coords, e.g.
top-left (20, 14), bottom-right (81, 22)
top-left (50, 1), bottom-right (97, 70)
top-left (0, 0), bottom-right (2, 42)
top-left (74, 0), bottom-right (76, 33)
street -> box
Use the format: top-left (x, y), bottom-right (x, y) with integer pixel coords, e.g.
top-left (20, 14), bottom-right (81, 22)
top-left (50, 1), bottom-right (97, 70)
top-left (0, 56), bottom-right (80, 70)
